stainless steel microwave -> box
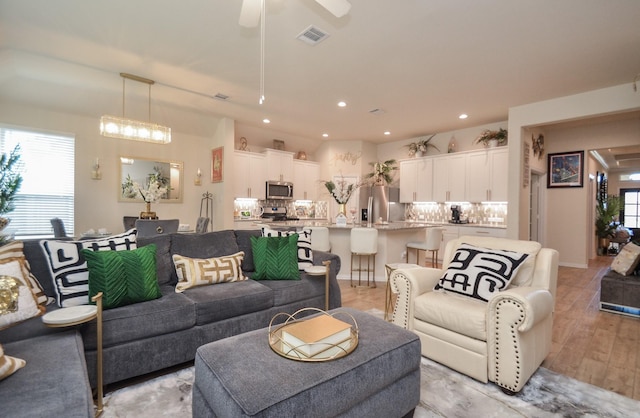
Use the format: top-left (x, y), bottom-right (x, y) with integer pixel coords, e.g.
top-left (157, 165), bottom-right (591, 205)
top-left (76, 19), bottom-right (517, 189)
top-left (266, 181), bottom-right (293, 200)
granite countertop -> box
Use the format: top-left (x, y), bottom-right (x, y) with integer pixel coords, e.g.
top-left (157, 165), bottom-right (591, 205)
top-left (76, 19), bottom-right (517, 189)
top-left (234, 219), bottom-right (506, 230)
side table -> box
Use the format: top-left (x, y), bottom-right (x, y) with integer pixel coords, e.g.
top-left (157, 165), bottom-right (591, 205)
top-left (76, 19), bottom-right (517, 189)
top-left (304, 260), bottom-right (331, 311)
top-left (42, 293), bottom-right (103, 416)
top-left (384, 263), bottom-right (421, 321)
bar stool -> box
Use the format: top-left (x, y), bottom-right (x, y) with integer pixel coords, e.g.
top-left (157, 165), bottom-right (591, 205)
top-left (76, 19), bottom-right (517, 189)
top-left (406, 227), bottom-right (444, 268)
top-left (309, 226), bottom-right (331, 252)
top-left (350, 227), bottom-right (378, 288)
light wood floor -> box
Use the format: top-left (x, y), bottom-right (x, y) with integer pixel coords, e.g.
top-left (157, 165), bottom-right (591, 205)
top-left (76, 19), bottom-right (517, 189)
top-left (338, 256), bottom-right (640, 400)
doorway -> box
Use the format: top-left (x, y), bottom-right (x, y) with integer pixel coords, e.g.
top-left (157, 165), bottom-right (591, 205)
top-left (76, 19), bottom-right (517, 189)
top-left (529, 172), bottom-right (544, 243)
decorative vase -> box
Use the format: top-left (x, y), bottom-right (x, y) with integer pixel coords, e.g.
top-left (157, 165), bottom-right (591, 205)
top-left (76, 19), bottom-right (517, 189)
top-left (140, 202), bottom-right (157, 219)
top-left (488, 139), bottom-right (499, 148)
top-left (335, 204), bottom-right (347, 226)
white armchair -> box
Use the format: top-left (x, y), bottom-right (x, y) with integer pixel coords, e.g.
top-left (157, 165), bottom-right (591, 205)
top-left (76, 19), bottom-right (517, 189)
top-left (390, 235), bottom-right (559, 394)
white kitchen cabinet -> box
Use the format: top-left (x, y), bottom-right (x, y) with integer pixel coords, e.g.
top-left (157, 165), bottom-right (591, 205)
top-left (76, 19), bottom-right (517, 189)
top-left (466, 148), bottom-right (508, 202)
top-left (293, 160), bottom-right (320, 200)
top-left (439, 225), bottom-right (459, 261)
top-left (233, 151), bottom-right (266, 199)
top-left (460, 226), bottom-right (507, 238)
top-left (433, 154), bottom-right (466, 202)
top-left (400, 158), bottom-right (433, 202)
top-left (265, 149), bottom-right (294, 182)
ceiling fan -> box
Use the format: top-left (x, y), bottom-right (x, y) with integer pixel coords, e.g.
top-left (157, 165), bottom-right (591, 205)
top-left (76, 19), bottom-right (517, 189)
top-left (239, 0), bottom-right (351, 27)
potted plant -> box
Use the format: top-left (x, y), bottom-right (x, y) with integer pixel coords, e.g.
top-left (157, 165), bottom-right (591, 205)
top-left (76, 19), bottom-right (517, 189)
top-left (406, 134), bottom-right (439, 157)
top-left (365, 159), bottom-right (398, 185)
top-left (474, 128), bottom-right (508, 148)
top-left (595, 194), bottom-right (621, 254)
top-left (0, 145), bottom-right (23, 231)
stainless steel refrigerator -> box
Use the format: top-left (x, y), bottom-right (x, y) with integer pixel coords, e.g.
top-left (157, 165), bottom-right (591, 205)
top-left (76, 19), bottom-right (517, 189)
top-left (359, 185), bottom-right (404, 223)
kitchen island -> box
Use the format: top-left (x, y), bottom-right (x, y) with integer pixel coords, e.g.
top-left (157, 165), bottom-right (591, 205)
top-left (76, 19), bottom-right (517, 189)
top-left (234, 219), bottom-right (506, 283)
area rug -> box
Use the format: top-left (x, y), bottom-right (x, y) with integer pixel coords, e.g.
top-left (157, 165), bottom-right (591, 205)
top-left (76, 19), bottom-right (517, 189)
top-left (101, 357), bottom-right (639, 418)
top-left (101, 309), bottom-right (640, 417)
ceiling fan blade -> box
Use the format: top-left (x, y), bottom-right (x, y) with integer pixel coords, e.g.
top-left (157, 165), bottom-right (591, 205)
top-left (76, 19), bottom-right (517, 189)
top-left (314, 0), bottom-right (351, 18)
top-left (239, 0), bottom-right (262, 28)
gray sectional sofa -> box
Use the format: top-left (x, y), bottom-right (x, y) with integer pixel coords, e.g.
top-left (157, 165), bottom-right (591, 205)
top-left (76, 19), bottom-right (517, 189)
top-left (0, 229), bottom-right (341, 417)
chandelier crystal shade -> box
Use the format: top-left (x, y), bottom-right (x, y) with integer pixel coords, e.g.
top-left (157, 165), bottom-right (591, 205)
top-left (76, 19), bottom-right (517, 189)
top-left (100, 73), bottom-right (171, 144)
top-left (99, 116), bottom-right (171, 143)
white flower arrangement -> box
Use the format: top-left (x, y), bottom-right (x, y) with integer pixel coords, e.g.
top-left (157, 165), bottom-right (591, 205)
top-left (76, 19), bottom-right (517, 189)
top-left (135, 179), bottom-right (168, 203)
top-left (324, 178), bottom-right (359, 204)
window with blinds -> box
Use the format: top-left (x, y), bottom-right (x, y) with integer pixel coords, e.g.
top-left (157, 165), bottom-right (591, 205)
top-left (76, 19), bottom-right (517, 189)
top-left (621, 188), bottom-right (640, 229)
top-left (0, 124), bottom-right (75, 238)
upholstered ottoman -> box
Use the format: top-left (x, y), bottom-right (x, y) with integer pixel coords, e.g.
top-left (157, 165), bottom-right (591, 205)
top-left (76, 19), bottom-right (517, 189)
top-left (193, 307), bottom-right (421, 418)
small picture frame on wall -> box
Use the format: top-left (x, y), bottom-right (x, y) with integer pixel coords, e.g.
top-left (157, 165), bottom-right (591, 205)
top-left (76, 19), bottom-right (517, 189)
top-left (211, 147), bottom-right (224, 183)
top-left (547, 150), bottom-right (584, 188)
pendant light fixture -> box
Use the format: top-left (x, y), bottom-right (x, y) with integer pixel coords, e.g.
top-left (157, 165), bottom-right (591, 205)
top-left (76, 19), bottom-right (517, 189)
top-left (100, 73), bottom-right (171, 144)
top-left (259, 0), bottom-right (266, 105)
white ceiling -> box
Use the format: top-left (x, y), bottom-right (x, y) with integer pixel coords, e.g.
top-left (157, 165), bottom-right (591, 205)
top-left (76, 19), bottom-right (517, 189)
top-left (1, 0), bottom-right (640, 149)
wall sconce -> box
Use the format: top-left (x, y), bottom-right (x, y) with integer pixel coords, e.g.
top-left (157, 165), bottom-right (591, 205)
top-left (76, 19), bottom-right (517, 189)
top-left (194, 168), bottom-right (202, 186)
top-left (91, 158), bottom-right (102, 180)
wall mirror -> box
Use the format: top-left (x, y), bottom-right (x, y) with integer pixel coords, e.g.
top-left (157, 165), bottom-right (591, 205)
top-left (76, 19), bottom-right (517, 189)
top-left (119, 156), bottom-right (183, 203)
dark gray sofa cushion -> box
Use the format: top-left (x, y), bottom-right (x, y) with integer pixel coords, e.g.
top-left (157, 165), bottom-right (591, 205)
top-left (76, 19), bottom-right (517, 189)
top-left (81, 286), bottom-right (196, 350)
top-left (180, 280), bottom-right (273, 325)
top-left (138, 233), bottom-right (173, 286)
top-left (1, 331), bottom-right (94, 418)
top-left (256, 274), bottom-right (324, 306)
top-left (234, 229), bottom-right (261, 272)
top-left (169, 230), bottom-right (240, 284)
top-left (21, 239), bottom-right (57, 297)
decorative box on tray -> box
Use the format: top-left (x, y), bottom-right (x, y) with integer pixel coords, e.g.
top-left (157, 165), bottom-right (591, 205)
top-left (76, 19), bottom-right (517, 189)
top-left (269, 308), bottom-right (359, 362)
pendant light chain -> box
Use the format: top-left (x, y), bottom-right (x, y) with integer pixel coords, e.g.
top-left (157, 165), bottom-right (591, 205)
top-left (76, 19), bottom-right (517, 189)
top-left (122, 77), bottom-right (126, 118)
top-left (259, 0), bottom-right (266, 104)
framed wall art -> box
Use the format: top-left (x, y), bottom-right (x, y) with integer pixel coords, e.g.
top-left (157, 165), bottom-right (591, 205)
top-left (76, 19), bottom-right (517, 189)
top-left (547, 150), bottom-right (584, 188)
top-left (211, 147), bottom-right (224, 183)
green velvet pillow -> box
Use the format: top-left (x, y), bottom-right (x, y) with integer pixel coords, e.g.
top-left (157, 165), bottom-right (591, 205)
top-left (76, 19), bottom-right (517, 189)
top-left (250, 234), bottom-right (300, 280)
top-left (81, 244), bottom-right (162, 309)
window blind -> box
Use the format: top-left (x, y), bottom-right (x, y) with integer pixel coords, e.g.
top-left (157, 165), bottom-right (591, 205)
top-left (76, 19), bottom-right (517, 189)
top-left (0, 124), bottom-right (75, 238)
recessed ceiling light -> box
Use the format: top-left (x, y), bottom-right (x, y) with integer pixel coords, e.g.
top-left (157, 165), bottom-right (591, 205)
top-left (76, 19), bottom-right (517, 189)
top-left (384, 131), bottom-right (391, 135)
top-left (263, 118), bottom-right (270, 124)
top-left (322, 133), bottom-right (329, 138)
top-left (337, 101), bottom-right (347, 107)
top-left (459, 114), bottom-right (468, 119)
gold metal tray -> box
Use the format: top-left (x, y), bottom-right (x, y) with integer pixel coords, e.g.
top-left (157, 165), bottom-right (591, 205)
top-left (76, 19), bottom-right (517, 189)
top-left (268, 308), bottom-right (359, 362)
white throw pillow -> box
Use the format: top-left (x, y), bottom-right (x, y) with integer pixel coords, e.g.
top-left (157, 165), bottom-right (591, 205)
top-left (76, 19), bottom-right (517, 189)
top-left (434, 243), bottom-right (529, 302)
top-left (261, 226), bottom-right (313, 270)
top-left (173, 251), bottom-right (246, 292)
top-left (40, 229), bottom-right (137, 307)
top-left (0, 261), bottom-right (44, 330)
top-left (611, 242), bottom-right (640, 276)
top-left (0, 344), bottom-right (26, 381)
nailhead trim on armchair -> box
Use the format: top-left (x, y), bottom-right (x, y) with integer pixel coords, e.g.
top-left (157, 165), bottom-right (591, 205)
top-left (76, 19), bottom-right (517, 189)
top-left (494, 299), bottom-right (525, 392)
top-left (390, 271), bottom-right (411, 329)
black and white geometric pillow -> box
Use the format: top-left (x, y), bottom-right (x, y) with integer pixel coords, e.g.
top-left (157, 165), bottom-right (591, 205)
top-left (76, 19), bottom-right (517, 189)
top-left (434, 243), bottom-right (529, 302)
top-left (40, 229), bottom-right (137, 307)
top-left (260, 226), bottom-right (313, 270)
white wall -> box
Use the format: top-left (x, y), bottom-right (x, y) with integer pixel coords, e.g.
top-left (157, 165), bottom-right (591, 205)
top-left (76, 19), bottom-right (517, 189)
top-left (0, 101), bottom-right (230, 236)
top-left (508, 83), bottom-right (640, 267)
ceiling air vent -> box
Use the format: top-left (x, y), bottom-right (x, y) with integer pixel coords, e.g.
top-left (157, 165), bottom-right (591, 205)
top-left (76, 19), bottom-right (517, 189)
top-left (213, 93), bottom-right (229, 101)
top-left (369, 108), bottom-right (385, 115)
top-left (296, 25), bottom-right (330, 45)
